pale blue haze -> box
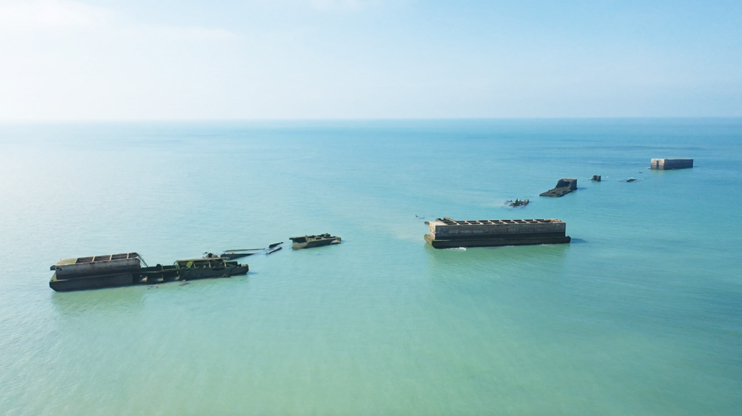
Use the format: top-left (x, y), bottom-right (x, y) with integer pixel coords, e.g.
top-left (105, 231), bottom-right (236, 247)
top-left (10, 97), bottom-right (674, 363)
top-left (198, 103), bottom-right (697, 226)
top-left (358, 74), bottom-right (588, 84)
top-left (1, 1), bottom-right (741, 120)
top-left (0, 119), bottom-right (741, 415)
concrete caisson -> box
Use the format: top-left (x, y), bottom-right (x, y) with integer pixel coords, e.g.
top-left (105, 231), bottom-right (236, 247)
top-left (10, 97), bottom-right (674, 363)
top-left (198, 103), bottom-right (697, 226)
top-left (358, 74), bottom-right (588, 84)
top-left (424, 218), bottom-right (571, 248)
top-left (49, 252), bottom-right (249, 292)
top-left (650, 159), bottom-right (693, 170)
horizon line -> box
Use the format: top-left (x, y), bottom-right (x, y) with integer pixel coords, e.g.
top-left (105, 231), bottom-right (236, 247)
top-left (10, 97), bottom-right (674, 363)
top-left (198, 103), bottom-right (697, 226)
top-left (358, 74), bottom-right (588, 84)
top-left (1, 116), bottom-right (741, 124)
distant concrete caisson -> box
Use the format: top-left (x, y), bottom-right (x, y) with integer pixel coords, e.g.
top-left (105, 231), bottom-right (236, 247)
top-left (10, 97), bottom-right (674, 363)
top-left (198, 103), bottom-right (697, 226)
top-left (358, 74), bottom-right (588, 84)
top-left (650, 159), bottom-right (693, 170)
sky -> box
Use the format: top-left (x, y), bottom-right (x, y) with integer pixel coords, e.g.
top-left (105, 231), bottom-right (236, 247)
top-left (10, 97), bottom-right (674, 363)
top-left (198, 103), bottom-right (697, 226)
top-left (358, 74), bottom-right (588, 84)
top-left (0, 0), bottom-right (741, 121)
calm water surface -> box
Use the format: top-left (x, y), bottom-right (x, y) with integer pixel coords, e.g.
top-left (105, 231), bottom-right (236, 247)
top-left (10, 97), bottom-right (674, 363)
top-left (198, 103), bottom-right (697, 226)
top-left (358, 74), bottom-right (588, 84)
top-left (0, 119), bottom-right (740, 415)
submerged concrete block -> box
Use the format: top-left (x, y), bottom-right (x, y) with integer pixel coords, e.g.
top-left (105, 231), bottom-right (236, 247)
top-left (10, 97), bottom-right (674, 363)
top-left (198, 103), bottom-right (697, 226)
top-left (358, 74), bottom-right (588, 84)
top-left (540, 178), bottom-right (577, 197)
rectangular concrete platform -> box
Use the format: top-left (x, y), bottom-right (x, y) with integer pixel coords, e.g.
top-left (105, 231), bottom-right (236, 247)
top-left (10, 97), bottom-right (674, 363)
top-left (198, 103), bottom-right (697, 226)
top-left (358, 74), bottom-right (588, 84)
top-left (425, 218), bottom-right (571, 248)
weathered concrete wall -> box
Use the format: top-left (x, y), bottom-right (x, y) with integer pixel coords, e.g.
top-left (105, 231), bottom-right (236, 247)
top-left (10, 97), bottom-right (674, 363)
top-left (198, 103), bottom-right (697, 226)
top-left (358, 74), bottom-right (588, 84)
top-left (429, 219), bottom-right (566, 239)
top-left (425, 234), bottom-right (571, 248)
top-left (52, 253), bottom-right (141, 278)
top-left (49, 272), bottom-right (135, 291)
top-left (54, 259), bottom-right (141, 278)
top-left (650, 159), bottom-right (693, 170)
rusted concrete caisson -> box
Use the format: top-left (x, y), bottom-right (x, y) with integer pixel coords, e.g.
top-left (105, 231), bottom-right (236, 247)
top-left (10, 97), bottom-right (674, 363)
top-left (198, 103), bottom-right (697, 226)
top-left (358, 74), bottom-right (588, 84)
top-left (49, 252), bottom-right (249, 292)
top-left (424, 218), bottom-right (571, 248)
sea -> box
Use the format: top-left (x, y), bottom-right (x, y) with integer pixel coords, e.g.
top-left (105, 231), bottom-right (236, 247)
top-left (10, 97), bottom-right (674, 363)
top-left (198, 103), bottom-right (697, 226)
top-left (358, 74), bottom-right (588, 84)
top-left (0, 119), bottom-right (740, 415)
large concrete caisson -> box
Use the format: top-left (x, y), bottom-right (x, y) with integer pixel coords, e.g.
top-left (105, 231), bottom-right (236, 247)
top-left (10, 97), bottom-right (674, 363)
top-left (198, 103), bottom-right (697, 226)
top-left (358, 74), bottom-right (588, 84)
top-left (424, 218), bottom-right (571, 248)
top-left (50, 253), bottom-right (142, 291)
top-left (650, 159), bottom-right (693, 170)
top-left (49, 252), bottom-right (249, 292)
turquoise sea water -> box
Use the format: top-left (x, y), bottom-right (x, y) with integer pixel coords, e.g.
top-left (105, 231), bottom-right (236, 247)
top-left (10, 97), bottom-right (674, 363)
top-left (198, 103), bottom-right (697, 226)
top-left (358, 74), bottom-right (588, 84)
top-left (0, 119), bottom-right (740, 415)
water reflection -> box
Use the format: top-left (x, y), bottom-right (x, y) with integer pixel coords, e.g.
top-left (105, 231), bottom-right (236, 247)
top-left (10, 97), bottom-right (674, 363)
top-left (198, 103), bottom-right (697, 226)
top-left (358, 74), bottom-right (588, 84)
top-left (422, 242), bottom-right (571, 303)
top-left (50, 285), bottom-right (146, 315)
top-left (425, 242), bottom-right (570, 271)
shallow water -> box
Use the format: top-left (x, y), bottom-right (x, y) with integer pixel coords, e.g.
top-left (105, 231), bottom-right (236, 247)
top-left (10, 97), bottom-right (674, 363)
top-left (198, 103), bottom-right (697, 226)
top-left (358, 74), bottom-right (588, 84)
top-left (1, 119), bottom-right (741, 415)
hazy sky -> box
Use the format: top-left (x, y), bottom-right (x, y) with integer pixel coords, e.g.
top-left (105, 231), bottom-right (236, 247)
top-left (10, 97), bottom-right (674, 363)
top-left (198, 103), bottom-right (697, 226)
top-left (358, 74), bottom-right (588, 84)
top-left (1, 0), bottom-right (741, 120)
